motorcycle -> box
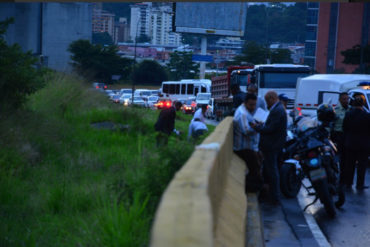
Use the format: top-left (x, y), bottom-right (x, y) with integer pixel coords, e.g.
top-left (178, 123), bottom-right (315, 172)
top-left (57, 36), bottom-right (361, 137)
top-left (280, 115), bottom-right (344, 217)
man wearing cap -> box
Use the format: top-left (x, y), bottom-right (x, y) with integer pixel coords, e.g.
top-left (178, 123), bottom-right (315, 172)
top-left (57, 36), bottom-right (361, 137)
top-left (279, 93), bottom-right (293, 127)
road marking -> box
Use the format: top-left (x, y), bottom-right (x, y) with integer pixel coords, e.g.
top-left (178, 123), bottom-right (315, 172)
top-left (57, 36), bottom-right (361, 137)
top-left (297, 185), bottom-right (332, 247)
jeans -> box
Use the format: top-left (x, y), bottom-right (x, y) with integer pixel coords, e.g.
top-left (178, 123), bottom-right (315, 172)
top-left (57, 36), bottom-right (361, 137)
top-left (262, 149), bottom-right (281, 201)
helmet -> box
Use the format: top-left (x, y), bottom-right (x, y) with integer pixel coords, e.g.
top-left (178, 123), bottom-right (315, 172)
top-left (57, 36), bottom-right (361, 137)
top-left (317, 104), bottom-right (336, 123)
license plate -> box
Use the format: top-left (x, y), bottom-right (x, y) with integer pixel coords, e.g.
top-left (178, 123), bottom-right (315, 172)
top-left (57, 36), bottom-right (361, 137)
top-left (309, 168), bottom-right (326, 182)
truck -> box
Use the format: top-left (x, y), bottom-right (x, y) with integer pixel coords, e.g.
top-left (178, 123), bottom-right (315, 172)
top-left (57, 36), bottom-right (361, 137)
top-left (211, 65), bottom-right (254, 120)
top-left (295, 74), bottom-right (370, 116)
top-left (210, 64), bottom-right (312, 120)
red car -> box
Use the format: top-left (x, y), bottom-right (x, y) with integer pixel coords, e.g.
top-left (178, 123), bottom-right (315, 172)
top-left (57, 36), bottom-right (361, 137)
top-left (155, 98), bottom-right (172, 109)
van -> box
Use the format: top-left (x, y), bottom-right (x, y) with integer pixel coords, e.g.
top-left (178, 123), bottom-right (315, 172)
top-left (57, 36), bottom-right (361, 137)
top-left (294, 74), bottom-right (370, 116)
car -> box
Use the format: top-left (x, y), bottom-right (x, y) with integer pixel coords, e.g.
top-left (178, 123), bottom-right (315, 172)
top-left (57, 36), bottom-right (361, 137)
top-left (150, 90), bottom-right (160, 96)
top-left (132, 96), bottom-right (146, 107)
top-left (111, 94), bottom-right (121, 103)
top-left (147, 96), bottom-right (159, 108)
top-left (120, 88), bottom-right (132, 95)
top-left (181, 99), bottom-right (197, 114)
top-left (93, 82), bottom-right (107, 90)
top-left (120, 94), bottom-right (132, 106)
top-left (155, 98), bottom-right (172, 109)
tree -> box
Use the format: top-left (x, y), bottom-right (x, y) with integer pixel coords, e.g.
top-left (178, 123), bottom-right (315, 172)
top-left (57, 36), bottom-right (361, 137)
top-left (341, 44), bottom-right (370, 73)
top-left (131, 60), bottom-right (168, 85)
top-left (92, 32), bottom-right (113, 46)
top-left (0, 18), bottom-right (43, 111)
top-left (166, 51), bottom-right (199, 80)
top-left (233, 41), bottom-right (269, 65)
top-left (271, 48), bottom-right (292, 63)
top-left (68, 40), bottom-right (133, 83)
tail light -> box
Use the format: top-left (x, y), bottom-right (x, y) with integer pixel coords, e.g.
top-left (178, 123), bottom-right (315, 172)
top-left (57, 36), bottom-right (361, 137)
top-left (166, 102), bottom-right (171, 107)
top-left (296, 107), bottom-right (302, 116)
top-left (104, 85), bottom-right (107, 89)
top-left (96, 86), bottom-right (99, 89)
top-left (307, 151), bottom-right (317, 158)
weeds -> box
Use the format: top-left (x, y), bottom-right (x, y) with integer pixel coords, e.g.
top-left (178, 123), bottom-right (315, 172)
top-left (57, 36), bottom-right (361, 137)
top-left (0, 72), bottom-right (214, 246)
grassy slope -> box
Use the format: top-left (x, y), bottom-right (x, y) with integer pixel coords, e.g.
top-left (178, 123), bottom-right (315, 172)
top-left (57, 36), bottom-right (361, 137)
top-left (0, 73), bottom-right (214, 247)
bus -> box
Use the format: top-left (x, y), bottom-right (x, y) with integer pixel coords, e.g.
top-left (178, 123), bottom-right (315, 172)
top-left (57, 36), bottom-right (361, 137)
top-left (252, 64), bottom-right (312, 109)
top-left (160, 79), bottom-right (212, 101)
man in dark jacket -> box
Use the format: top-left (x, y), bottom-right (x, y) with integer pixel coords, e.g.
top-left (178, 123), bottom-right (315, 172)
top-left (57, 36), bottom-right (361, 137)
top-left (343, 93), bottom-right (370, 190)
top-left (154, 101), bottom-right (183, 146)
top-left (251, 91), bottom-right (287, 204)
top-left (231, 84), bottom-right (246, 115)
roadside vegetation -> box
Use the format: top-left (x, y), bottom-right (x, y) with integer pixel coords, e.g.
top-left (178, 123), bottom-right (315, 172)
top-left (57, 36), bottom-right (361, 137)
top-left (0, 72), bottom-right (214, 246)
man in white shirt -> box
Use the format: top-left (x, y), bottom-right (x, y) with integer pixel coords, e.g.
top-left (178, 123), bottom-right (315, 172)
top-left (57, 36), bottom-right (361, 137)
top-left (193, 104), bottom-right (207, 123)
top-left (233, 93), bottom-right (263, 193)
top-left (188, 118), bottom-right (208, 140)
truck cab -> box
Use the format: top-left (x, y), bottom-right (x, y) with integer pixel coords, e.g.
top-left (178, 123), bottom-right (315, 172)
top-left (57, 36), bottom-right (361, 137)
top-left (252, 64), bottom-right (312, 109)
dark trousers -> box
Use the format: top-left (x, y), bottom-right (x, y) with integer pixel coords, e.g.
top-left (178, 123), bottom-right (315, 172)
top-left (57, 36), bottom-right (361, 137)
top-left (234, 149), bottom-right (263, 193)
top-left (345, 148), bottom-right (368, 188)
top-left (261, 149), bottom-right (281, 201)
top-left (331, 131), bottom-right (346, 185)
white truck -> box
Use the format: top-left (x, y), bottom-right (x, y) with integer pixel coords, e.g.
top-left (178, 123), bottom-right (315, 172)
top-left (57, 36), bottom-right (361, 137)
top-left (294, 74), bottom-right (370, 116)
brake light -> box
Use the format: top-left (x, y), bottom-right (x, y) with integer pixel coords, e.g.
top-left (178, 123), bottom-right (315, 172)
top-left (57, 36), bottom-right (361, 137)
top-left (306, 104), bottom-right (311, 106)
top-left (96, 86), bottom-right (99, 89)
top-left (191, 102), bottom-right (196, 107)
top-left (104, 85), bottom-right (107, 89)
top-left (307, 151), bottom-right (317, 158)
top-left (166, 102), bottom-right (171, 107)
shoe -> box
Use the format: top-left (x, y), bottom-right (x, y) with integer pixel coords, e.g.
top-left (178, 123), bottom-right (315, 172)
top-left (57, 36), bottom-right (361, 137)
top-left (356, 185), bottom-right (369, 190)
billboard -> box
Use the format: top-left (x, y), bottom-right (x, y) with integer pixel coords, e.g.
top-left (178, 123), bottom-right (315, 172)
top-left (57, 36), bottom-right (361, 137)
top-left (174, 2), bottom-right (248, 37)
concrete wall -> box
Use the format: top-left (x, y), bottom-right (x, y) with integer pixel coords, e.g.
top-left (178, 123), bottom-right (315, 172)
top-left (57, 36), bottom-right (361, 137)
top-left (150, 117), bottom-right (248, 247)
top-left (0, 2), bottom-right (92, 72)
top-left (42, 3), bottom-right (92, 71)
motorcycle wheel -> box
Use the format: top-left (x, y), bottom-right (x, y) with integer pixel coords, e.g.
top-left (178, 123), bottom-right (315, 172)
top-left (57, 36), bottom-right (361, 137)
top-left (313, 179), bottom-right (336, 218)
top-left (280, 163), bottom-right (301, 198)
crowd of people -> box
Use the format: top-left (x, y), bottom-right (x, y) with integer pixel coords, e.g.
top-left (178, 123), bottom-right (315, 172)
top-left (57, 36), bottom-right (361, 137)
top-left (233, 84), bottom-right (370, 205)
top-left (153, 84), bottom-right (370, 206)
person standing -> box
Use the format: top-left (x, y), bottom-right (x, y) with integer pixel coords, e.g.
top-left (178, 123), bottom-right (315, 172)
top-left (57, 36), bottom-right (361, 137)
top-left (154, 101), bottom-right (183, 146)
top-left (233, 93), bottom-right (263, 193)
top-left (247, 83), bottom-right (267, 112)
top-left (331, 92), bottom-right (350, 188)
top-left (343, 93), bottom-right (370, 190)
top-left (251, 91), bottom-right (287, 204)
top-left (231, 84), bottom-right (247, 112)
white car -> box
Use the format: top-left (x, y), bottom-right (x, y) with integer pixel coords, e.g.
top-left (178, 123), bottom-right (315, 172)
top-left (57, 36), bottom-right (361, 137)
top-left (120, 94), bottom-right (132, 106)
top-left (132, 96), bottom-right (146, 107)
top-left (147, 96), bottom-right (159, 108)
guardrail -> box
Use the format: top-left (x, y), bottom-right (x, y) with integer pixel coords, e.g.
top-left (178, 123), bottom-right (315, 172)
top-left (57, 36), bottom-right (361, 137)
top-left (150, 117), bottom-right (248, 246)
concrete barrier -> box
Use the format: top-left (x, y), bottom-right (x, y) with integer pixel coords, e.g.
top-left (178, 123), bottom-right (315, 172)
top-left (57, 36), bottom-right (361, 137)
top-left (150, 117), bottom-right (248, 247)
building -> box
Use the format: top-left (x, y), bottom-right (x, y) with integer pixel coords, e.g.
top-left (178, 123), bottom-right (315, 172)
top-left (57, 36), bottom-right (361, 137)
top-left (130, 2), bottom-right (182, 46)
top-left (304, 2), bottom-right (369, 73)
top-left (114, 17), bottom-right (130, 43)
top-left (130, 2), bottom-right (151, 41)
top-left (92, 4), bottom-right (115, 38)
top-left (0, 2), bottom-right (92, 71)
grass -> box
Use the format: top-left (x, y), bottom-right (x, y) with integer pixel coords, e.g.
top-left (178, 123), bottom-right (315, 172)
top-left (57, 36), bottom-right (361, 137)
top-left (0, 73), bottom-right (215, 247)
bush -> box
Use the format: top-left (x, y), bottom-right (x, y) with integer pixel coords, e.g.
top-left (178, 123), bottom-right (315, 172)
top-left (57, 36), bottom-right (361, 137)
top-left (0, 18), bottom-right (44, 112)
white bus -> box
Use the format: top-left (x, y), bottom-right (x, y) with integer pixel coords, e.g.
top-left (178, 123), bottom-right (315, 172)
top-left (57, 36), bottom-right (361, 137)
top-left (160, 79), bottom-right (212, 101)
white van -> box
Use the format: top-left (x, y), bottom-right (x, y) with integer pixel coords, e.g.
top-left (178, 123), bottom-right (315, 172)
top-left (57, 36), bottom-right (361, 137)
top-left (295, 74), bottom-right (370, 116)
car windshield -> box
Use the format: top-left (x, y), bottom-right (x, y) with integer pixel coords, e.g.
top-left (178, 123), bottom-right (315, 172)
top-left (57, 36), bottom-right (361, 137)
top-left (141, 91), bottom-right (151, 96)
top-left (148, 96), bottom-right (158, 101)
top-left (121, 89), bottom-right (132, 94)
top-left (197, 94), bottom-right (210, 100)
top-left (122, 94), bottom-right (131, 99)
top-left (134, 97), bottom-right (143, 101)
top-left (260, 72), bottom-right (310, 88)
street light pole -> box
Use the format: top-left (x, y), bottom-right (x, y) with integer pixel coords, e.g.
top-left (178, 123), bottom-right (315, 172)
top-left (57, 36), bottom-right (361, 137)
top-left (131, 19), bottom-right (140, 102)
